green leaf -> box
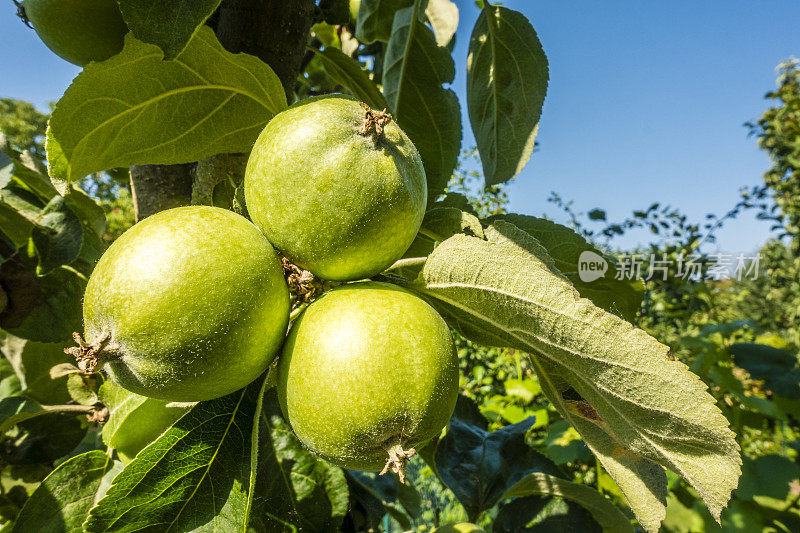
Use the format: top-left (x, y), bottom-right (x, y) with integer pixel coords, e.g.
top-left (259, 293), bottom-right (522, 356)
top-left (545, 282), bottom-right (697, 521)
top-left (314, 47), bottom-right (389, 110)
top-left (2, 413), bottom-right (87, 465)
top-left (406, 221), bottom-right (741, 532)
top-left (0, 358), bottom-right (23, 400)
top-left (84, 386), bottom-right (260, 533)
top-left (494, 496), bottom-right (603, 533)
top-left (736, 455), bottom-right (800, 501)
top-left (467, 4), bottom-right (549, 186)
top-left (13, 451), bottom-right (122, 533)
top-left (543, 419), bottom-right (593, 465)
top-left (0, 396), bottom-right (46, 433)
top-left (259, 389), bottom-right (349, 531)
top-left (355, 0), bottom-right (414, 43)
top-left (0, 256), bottom-right (85, 343)
top-left (422, 207), bottom-right (484, 242)
top-left (485, 214), bottom-right (644, 322)
top-left (435, 397), bottom-right (562, 521)
top-left (48, 26), bottom-right (286, 184)
top-left (30, 196), bottom-right (83, 276)
top-left (730, 343), bottom-right (800, 399)
top-left (425, 0), bottom-right (458, 46)
top-left (383, 0), bottom-right (462, 198)
top-left (501, 473), bottom-right (633, 533)
top-left (117, 0), bottom-right (223, 59)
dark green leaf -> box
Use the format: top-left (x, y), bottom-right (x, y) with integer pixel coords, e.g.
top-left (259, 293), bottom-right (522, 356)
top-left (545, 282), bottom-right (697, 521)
top-left (31, 197), bottom-right (83, 276)
top-left (117, 0), bottom-right (223, 59)
top-left (0, 358), bottom-right (22, 400)
top-left (12, 451), bottom-right (121, 533)
top-left (501, 473), bottom-right (633, 532)
top-left (730, 343), bottom-right (800, 399)
top-left (0, 397), bottom-right (46, 433)
top-left (467, 4), bottom-right (548, 185)
top-left (355, 0), bottom-right (414, 43)
top-left (85, 386), bottom-right (259, 532)
top-left (736, 454), bottom-right (800, 501)
top-left (314, 47), bottom-right (389, 110)
top-left (383, 0), bottom-right (462, 199)
top-left (0, 256), bottom-right (85, 343)
top-left (48, 27), bottom-right (286, 184)
top-left (494, 496), bottom-right (602, 533)
top-left (543, 420), bottom-right (593, 465)
top-left (2, 414), bottom-right (87, 465)
top-left (435, 398), bottom-right (561, 521)
top-left (259, 389), bottom-right (349, 532)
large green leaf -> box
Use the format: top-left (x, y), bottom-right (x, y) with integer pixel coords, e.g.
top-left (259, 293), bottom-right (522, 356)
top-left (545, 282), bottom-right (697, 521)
top-left (405, 221), bottom-right (741, 532)
top-left (467, 4), bottom-right (549, 186)
top-left (48, 26), bottom-right (286, 184)
top-left (494, 496), bottom-right (603, 533)
top-left (259, 389), bottom-right (349, 531)
top-left (314, 47), bottom-right (389, 110)
top-left (501, 473), bottom-right (634, 533)
top-left (84, 385), bottom-right (260, 533)
top-left (485, 213), bottom-right (643, 322)
top-left (435, 400), bottom-right (562, 521)
top-left (117, 0), bottom-right (223, 59)
top-left (355, 0), bottom-right (414, 43)
top-left (383, 0), bottom-right (462, 198)
top-left (13, 451), bottom-right (122, 533)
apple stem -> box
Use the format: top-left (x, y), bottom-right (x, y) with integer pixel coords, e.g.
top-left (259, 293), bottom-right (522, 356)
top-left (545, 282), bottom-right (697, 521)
top-left (65, 331), bottom-right (114, 374)
top-left (379, 439), bottom-right (417, 484)
top-left (358, 102), bottom-right (392, 142)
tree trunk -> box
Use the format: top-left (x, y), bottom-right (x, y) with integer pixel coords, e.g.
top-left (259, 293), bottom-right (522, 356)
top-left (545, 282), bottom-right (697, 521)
top-left (129, 0), bottom-right (315, 219)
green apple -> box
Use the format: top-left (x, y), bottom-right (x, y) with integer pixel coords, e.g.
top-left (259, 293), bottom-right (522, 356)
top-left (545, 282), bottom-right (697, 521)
top-left (277, 282), bottom-right (457, 478)
top-left (81, 206), bottom-right (290, 402)
top-left (245, 95), bottom-right (427, 281)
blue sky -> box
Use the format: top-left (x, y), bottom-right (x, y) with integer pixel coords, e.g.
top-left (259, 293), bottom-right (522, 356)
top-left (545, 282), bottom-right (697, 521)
top-left (1, 1), bottom-right (798, 253)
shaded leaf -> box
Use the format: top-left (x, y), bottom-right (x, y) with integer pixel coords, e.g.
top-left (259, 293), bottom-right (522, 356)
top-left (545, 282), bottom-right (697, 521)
top-left (30, 197), bottom-right (83, 276)
top-left (85, 386), bottom-right (259, 532)
top-left (543, 420), bottom-right (593, 465)
top-left (355, 0), bottom-right (414, 43)
top-left (494, 496), bottom-right (602, 533)
top-left (48, 27), bottom-right (286, 184)
top-left (730, 343), bottom-right (800, 399)
top-left (406, 221), bottom-right (740, 531)
top-left (502, 472), bottom-right (633, 532)
top-left (736, 455), bottom-right (800, 501)
top-left (0, 397), bottom-right (46, 433)
top-left (2, 414), bottom-right (86, 465)
top-left (314, 47), bottom-right (388, 110)
top-left (435, 399), bottom-right (561, 521)
top-left (422, 207), bottom-right (484, 242)
top-left (117, 0), bottom-right (223, 59)
top-left (0, 256), bottom-right (85, 343)
top-left (467, 4), bottom-right (548, 185)
top-left (12, 451), bottom-right (122, 533)
top-left (383, 0), bottom-right (462, 198)
top-left (259, 389), bottom-right (349, 532)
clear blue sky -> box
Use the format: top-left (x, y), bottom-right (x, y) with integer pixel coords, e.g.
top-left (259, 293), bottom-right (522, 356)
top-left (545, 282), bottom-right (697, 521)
top-left (1, 1), bottom-right (798, 253)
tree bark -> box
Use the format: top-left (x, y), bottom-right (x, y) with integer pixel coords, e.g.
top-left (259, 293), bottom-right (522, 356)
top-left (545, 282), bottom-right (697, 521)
top-left (130, 164), bottom-right (194, 221)
top-left (129, 0), bottom-right (316, 219)
top-left (215, 0), bottom-right (317, 103)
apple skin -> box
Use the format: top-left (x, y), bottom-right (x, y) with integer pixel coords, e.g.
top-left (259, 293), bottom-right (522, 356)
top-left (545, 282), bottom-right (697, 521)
top-left (83, 206), bottom-right (290, 402)
top-left (244, 95), bottom-right (427, 282)
top-left (277, 281), bottom-right (458, 471)
top-left (24, 0), bottom-right (128, 66)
